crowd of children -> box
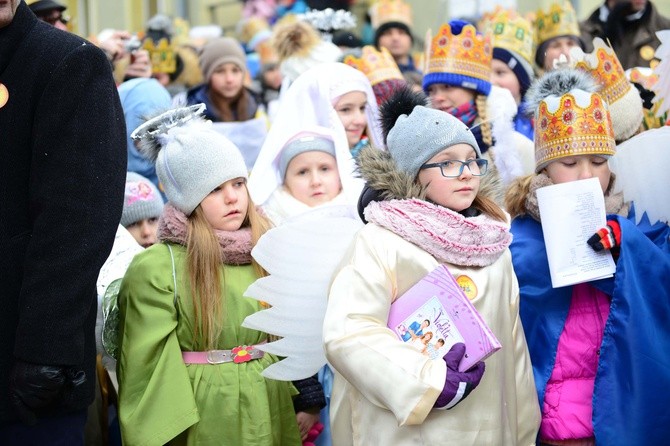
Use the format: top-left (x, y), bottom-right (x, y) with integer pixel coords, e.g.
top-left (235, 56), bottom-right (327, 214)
top-left (79, 1), bottom-right (670, 445)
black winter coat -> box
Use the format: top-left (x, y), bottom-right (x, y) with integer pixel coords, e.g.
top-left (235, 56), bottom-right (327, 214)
top-left (0, 2), bottom-right (126, 422)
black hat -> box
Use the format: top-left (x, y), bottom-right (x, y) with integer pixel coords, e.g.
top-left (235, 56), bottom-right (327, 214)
top-left (29, 0), bottom-right (66, 14)
top-left (374, 22), bottom-right (413, 48)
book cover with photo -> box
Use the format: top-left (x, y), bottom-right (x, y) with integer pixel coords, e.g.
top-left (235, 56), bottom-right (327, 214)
top-left (387, 265), bottom-right (501, 372)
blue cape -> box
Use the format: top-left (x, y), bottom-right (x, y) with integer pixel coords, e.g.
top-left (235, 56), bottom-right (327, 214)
top-left (510, 210), bottom-right (670, 444)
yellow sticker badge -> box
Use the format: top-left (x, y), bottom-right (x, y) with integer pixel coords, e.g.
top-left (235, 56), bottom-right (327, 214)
top-left (0, 83), bottom-right (8, 109)
top-left (456, 275), bottom-right (478, 300)
top-left (640, 45), bottom-right (655, 61)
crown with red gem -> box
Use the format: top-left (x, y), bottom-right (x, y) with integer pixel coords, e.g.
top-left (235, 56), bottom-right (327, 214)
top-left (369, 0), bottom-right (412, 30)
top-left (344, 45), bottom-right (403, 86)
top-left (423, 22), bottom-right (492, 95)
top-left (534, 0), bottom-right (580, 46)
top-left (570, 38), bottom-right (630, 105)
top-left (535, 90), bottom-right (616, 171)
top-left (570, 38), bottom-right (643, 141)
top-left (480, 7), bottom-right (534, 64)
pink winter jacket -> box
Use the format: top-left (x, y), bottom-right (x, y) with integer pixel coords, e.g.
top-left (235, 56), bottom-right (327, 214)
top-left (539, 283), bottom-right (610, 442)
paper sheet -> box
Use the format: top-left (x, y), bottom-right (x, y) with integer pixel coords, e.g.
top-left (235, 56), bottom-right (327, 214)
top-left (537, 177), bottom-right (616, 288)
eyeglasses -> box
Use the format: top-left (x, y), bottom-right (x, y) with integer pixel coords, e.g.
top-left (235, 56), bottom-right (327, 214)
top-left (420, 159), bottom-right (488, 178)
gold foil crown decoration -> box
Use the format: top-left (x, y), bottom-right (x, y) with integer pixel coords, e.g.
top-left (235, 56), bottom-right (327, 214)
top-left (369, 0), bottom-right (412, 29)
top-left (534, 0), bottom-right (579, 45)
top-left (570, 38), bottom-right (631, 105)
top-left (424, 23), bottom-right (492, 84)
top-left (143, 38), bottom-right (177, 74)
top-left (344, 45), bottom-right (403, 86)
top-left (481, 7), bottom-right (534, 64)
top-left (535, 91), bottom-right (616, 169)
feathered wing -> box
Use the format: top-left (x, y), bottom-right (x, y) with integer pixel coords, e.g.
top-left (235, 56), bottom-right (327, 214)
top-left (242, 205), bottom-right (363, 380)
top-left (652, 30), bottom-right (670, 119)
top-left (609, 126), bottom-right (670, 225)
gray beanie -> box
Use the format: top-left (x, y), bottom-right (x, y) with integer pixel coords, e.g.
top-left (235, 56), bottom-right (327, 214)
top-left (121, 172), bottom-right (164, 227)
top-left (279, 135), bottom-right (336, 181)
top-left (199, 37), bottom-right (247, 83)
top-left (386, 105), bottom-right (481, 178)
top-left (132, 104), bottom-right (249, 215)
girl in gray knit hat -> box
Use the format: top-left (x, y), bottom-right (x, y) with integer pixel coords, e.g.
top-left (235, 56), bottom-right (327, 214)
top-left (322, 86), bottom-right (540, 445)
top-left (115, 104), bottom-right (302, 446)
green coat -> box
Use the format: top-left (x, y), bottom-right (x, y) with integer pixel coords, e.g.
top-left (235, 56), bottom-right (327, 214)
top-left (117, 243), bottom-right (301, 446)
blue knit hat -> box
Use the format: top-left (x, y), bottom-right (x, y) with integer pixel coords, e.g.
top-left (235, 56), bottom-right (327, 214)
top-left (492, 47), bottom-right (534, 96)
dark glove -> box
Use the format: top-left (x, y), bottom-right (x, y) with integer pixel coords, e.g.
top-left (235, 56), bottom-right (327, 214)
top-left (587, 219), bottom-right (621, 252)
top-left (8, 360), bottom-right (84, 425)
top-left (434, 343), bottom-right (485, 410)
top-left (357, 185), bottom-right (385, 224)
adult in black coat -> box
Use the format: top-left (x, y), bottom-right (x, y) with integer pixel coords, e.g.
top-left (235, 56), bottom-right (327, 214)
top-left (0, 1), bottom-right (126, 443)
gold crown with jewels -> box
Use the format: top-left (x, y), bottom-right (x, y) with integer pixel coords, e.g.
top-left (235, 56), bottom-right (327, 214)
top-left (535, 91), bottom-right (616, 170)
top-left (424, 23), bottom-right (492, 84)
top-left (570, 38), bottom-right (631, 105)
top-left (480, 7), bottom-right (534, 64)
top-left (534, 0), bottom-right (580, 46)
top-left (344, 45), bottom-right (403, 86)
top-left (142, 38), bottom-right (177, 74)
top-left (369, 0), bottom-right (412, 30)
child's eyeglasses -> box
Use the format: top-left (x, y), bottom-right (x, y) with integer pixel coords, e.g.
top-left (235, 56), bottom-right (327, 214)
top-left (419, 159), bottom-right (488, 178)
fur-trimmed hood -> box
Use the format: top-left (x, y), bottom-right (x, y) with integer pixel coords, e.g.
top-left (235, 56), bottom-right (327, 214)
top-left (356, 145), bottom-right (425, 201)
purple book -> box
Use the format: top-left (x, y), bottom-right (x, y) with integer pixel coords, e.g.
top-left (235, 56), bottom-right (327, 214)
top-left (387, 265), bottom-right (501, 372)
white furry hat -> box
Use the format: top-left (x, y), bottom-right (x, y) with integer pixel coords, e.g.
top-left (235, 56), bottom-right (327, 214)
top-left (132, 104), bottom-right (248, 215)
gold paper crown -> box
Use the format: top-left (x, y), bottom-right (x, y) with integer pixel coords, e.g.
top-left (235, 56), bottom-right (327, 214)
top-left (628, 67), bottom-right (659, 91)
top-left (481, 7), bottom-right (534, 64)
top-left (424, 23), bottom-right (492, 83)
top-left (534, 0), bottom-right (580, 46)
top-left (571, 38), bottom-right (631, 106)
top-left (172, 18), bottom-right (191, 47)
top-left (369, 0), bottom-right (412, 30)
top-left (142, 38), bottom-right (177, 74)
top-left (627, 67), bottom-right (665, 129)
top-left (344, 46), bottom-right (403, 86)
top-left (535, 92), bottom-right (616, 169)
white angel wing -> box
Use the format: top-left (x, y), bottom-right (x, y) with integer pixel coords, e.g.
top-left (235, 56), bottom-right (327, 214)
top-left (652, 30), bottom-right (670, 118)
top-left (242, 205), bottom-right (363, 380)
top-left (609, 126), bottom-right (670, 225)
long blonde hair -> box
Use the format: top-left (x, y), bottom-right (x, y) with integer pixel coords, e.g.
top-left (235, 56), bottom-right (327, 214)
top-left (475, 94), bottom-right (493, 147)
top-left (186, 191), bottom-right (271, 350)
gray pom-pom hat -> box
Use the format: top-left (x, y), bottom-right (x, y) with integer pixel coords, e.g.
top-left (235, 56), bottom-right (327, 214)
top-left (132, 104), bottom-right (248, 215)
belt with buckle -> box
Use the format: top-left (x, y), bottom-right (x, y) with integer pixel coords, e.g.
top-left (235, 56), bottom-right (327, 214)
top-left (182, 345), bottom-right (265, 365)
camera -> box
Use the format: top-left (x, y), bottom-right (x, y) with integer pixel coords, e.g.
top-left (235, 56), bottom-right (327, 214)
top-left (123, 35), bottom-right (143, 53)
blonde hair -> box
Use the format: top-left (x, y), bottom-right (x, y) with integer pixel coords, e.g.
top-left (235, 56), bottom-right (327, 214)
top-left (475, 94), bottom-right (493, 147)
top-left (504, 174), bottom-right (534, 219)
top-left (186, 189), bottom-right (271, 350)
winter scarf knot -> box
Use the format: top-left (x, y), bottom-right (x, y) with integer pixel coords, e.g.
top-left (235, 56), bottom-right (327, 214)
top-left (157, 203), bottom-right (253, 265)
top-left (364, 199), bottom-right (512, 267)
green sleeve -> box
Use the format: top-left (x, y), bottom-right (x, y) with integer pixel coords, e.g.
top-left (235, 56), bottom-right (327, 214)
top-left (117, 245), bottom-right (199, 446)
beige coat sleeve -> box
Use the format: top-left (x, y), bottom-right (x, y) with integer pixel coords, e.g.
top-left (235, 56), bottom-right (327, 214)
top-left (323, 226), bottom-right (446, 426)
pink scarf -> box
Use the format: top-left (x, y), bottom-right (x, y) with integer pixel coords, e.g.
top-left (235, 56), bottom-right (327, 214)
top-left (157, 203), bottom-right (252, 265)
top-left (364, 199), bottom-right (512, 267)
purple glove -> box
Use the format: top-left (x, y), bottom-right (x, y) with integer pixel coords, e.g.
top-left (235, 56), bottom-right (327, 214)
top-left (434, 343), bottom-right (485, 410)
